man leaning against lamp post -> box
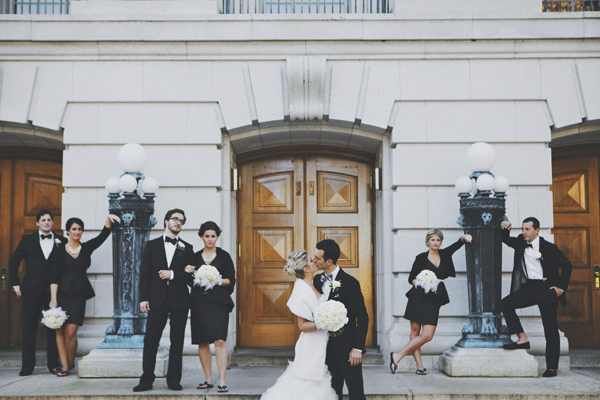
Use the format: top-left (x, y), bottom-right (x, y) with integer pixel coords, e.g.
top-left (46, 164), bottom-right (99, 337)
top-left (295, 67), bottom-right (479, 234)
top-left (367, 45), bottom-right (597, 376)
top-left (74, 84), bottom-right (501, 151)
top-left (499, 217), bottom-right (572, 378)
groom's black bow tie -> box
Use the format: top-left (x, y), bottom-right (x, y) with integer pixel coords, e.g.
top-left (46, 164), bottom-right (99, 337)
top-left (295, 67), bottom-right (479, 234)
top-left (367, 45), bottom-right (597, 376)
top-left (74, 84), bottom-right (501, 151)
top-left (165, 237), bottom-right (178, 245)
top-left (525, 242), bottom-right (533, 248)
top-left (40, 234), bottom-right (52, 240)
top-left (320, 273), bottom-right (333, 283)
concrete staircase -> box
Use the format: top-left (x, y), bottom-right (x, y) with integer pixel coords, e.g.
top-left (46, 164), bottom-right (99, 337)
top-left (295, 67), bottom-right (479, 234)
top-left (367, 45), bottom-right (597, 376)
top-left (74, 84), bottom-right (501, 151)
top-left (229, 346), bottom-right (384, 367)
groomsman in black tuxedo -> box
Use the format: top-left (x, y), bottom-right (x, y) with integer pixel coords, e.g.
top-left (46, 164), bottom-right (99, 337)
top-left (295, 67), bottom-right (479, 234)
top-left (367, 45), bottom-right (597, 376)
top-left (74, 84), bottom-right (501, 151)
top-left (313, 239), bottom-right (368, 400)
top-left (8, 209), bottom-right (66, 376)
top-left (500, 217), bottom-right (572, 378)
top-left (134, 209), bottom-right (194, 392)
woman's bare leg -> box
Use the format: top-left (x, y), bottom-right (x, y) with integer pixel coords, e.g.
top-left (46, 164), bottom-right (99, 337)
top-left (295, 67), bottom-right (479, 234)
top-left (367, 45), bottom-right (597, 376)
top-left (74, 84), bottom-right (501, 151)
top-left (392, 324), bottom-right (437, 368)
top-left (214, 340), bottom-right (228, 386)
top-left (198, 343), bottom-right (213, 384)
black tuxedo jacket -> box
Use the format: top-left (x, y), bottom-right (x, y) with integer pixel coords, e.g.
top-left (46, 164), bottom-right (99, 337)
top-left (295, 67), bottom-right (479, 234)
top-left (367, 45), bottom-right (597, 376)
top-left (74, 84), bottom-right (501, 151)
top-left (139, 236), bottom-right (194, 312)
top-left (502, 229), bottom-right (573, 306)
top-left (8, 232), bottom-right (67, 295)
top-left (314, 268), bottom-right (369, 355)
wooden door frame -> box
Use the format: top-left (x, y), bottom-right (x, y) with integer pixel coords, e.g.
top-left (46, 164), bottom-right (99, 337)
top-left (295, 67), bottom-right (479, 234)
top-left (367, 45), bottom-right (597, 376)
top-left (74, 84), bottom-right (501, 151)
top-left (235, 147), bottom-right (378, 347)
top-left (552, 144), bottom-right (600, 347)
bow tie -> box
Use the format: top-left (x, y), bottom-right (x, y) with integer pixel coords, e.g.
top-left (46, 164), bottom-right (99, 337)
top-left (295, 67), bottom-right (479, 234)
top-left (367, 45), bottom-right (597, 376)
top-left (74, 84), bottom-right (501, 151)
top-left (40, 234), bottom-right (52, 240)
top-left (320, 273), bottom-right (333, 283)
top-left (525, 242), bottom-right (533, 248)
top-left (165, 237), bottom-right (178, 245)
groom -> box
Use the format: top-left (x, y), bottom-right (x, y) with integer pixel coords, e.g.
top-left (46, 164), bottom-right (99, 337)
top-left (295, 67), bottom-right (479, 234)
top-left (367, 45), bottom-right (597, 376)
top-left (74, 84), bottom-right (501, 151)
top-left (313, 239), bottom-right (368, 400)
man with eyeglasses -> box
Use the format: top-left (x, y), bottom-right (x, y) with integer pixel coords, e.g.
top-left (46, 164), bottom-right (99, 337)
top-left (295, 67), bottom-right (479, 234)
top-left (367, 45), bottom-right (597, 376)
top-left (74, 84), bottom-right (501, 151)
top-left (134, 209), bottom-right (195, 392)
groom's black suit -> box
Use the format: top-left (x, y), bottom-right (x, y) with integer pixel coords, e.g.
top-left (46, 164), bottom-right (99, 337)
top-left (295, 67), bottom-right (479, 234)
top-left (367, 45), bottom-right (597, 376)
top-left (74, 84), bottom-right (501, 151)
top-left (138, 236), bottom-right (194, 387)
top-left (8, 231), bottom-right (66, 373)
top-left (314, 268), bottom-right (368, 400)
top-left (500, 229), bottom-right (572, 370)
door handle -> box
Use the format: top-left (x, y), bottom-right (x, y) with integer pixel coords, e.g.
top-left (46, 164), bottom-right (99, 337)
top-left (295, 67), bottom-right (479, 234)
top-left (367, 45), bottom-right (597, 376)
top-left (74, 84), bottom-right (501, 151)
top-left (594, 265), bottom-right (599, 289)
top-left (1, 267), bottom-right (8, 293)
top-left (309, 181), bottom-right (314, 196)
top-left (296, 181), bottom-right (301, 196)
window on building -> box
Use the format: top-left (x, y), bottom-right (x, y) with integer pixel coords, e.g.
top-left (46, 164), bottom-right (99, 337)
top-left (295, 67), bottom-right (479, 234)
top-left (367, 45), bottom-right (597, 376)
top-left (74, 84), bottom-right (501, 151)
top-left (1, 0), bottom-right (69, 14)
top-left (221, 0), bottom-right (391, 14)
top-left (542, 0), bottom-right (600, 11)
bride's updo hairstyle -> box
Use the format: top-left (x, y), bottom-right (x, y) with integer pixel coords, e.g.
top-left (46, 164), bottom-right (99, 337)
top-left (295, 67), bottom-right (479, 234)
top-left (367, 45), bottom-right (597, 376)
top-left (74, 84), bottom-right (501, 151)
top-left (284, 250), bottom-right (308, 278)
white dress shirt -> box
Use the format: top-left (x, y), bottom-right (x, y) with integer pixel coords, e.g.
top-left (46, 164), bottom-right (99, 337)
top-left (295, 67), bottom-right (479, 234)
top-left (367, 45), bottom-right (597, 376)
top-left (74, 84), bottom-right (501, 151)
top-left (163, 235), bottom-right (177, 280)
top-left (39, 230), bottom-right (54, 260)
top-left (322, 265), bottom-right (340, 299)
top-left (523, 236), bottom-right (544, 280)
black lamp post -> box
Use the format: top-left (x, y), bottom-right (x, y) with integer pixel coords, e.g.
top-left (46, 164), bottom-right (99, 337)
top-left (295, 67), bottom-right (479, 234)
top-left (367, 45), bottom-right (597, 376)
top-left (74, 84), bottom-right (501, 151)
top-left (453, 142), bottom-right (512, 348)
top-left (98, 144), bottom-right (159, 349)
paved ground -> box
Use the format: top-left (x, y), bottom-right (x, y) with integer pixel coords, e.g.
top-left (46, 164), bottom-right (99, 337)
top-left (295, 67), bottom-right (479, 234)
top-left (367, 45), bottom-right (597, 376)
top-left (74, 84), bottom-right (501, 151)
top-left (0, 364), bottom-right (599, 399)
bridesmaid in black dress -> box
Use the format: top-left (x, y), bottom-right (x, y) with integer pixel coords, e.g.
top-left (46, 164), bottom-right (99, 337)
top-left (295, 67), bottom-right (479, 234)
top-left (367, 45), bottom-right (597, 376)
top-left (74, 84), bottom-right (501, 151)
top-left (184, 221), bottom-right (235, 393)
top-left (49, 214), bottom-right (120, 376)
top-left (390, 229), bottom-right (471, 375)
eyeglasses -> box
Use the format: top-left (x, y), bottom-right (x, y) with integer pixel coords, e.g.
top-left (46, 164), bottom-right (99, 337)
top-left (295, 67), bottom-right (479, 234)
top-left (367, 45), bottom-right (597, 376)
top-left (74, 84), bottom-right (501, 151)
top-left (170, 217), bottom-right (186, 225)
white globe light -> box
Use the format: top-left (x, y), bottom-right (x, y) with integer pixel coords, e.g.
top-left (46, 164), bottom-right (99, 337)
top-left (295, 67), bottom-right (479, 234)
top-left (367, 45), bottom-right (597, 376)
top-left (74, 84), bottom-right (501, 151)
top-left (455, 176), bottom-right (472, 194)
top-left (476, 174), bottom-right (495, 191)
top-left (119, 174), bottom-right (138, 193)
top-left (117, 143), bottom-right (148, 173)
top-left (494, 176), bottom-right (509, 193)
top-left (470, 178), bottom-right (478, 196)
top-left (105, 177), bottom-right (121, 193)
top-left (466, 142), bottom-right (496, 173)
top-left (141, 177), bottom-right (159, 194)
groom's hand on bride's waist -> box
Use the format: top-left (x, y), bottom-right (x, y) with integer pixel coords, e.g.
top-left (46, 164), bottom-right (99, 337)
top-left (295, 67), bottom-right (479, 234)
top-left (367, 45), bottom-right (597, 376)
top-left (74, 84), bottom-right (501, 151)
top-left (348, 349), bottom-right (362, 366)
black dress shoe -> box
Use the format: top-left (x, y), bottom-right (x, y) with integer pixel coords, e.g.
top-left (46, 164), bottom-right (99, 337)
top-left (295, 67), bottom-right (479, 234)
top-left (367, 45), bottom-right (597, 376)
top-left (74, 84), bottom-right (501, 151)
top-left (168, 383), bottom-right (183, 391)
top-left (542, 369), bottom-right (557, 377)
top-left (503, 341), bottom-right (530, 350)
top-left (133, 383), bottom-right (153, 392)
top-left (19, 368), bottom-right (33, 376)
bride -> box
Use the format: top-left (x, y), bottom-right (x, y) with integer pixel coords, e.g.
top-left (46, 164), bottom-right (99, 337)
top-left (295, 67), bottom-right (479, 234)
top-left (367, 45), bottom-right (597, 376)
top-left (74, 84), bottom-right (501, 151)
top-left (261, 250), bottom-right (337, 400)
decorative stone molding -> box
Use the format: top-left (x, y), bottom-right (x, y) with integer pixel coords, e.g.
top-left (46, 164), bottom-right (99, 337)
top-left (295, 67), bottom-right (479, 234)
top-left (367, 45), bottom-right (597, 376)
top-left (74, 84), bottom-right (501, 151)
top-left (286, 56), bottom-right (326, 121)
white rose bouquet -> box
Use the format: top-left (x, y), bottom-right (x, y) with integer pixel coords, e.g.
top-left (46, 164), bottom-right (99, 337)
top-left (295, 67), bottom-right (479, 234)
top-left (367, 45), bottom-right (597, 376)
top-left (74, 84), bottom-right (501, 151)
top-left (414, 269), bottom-right (440, 294)
top-left (193, 264), bottom-right (223, 294)
top-left (313, 300), bottom-right (349, 337)
top-left (41, 307), bottom-right (68, 330)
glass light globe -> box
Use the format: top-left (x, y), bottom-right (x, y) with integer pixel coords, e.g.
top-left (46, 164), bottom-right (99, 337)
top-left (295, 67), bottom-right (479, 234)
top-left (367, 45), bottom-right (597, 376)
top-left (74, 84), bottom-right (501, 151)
top-left (466, 142), bottom-right (496, 172)
top-left (455, 176), bottom-right (472, 194)
top-left (476, 174), bottom-right (495, 191)
top-left (105, 177), bottom-right (121, 193)
top-left (141, 177), bottom-right (159, 194)
top-left (117, 143), bottom-right (148, 173)
top-left (119, 174), bottom-right (138, 193)
top-left (494, 176), bottom-right (509, 193)
top-left (470, 178), bottom-right (478, 196)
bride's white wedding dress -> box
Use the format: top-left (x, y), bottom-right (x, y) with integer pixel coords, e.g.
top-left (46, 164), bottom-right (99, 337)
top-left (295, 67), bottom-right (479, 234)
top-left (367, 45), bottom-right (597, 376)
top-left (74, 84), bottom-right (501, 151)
top-left (261, 279), bottom-right (337, 400)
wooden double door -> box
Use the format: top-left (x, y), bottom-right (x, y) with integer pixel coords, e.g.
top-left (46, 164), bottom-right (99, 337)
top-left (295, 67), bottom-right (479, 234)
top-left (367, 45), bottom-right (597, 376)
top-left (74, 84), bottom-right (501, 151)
top-left (552, 149), bottom-right (600, 347)
top-left (238, 156), bottom-right (374, 347)
top-left (0, 158), bottom-right (63, 349)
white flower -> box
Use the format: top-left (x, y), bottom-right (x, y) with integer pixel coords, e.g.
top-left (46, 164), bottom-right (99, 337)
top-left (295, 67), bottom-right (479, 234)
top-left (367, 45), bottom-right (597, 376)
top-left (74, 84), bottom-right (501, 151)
top-left (313, 300), bottom-right (349, 337)
top-left (535, 251), bottom-right (543, 261)
top-left (193, 264), bottom-right (223, 294)
top-left (329, 280), bottom-right (342, 292)
top-left (41, 307), bottom-right (68, 330)
top-left (177, 241), bottom-right (186, 251)
top-left (54, 238), bottom-right (61, 246)
top-left (414, 269), bottom-right (440, 294)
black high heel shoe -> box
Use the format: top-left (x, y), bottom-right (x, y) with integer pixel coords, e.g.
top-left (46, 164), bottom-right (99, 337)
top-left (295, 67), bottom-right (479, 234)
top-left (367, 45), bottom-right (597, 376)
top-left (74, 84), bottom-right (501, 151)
top-left (389, 352), bottom-right (397, 374)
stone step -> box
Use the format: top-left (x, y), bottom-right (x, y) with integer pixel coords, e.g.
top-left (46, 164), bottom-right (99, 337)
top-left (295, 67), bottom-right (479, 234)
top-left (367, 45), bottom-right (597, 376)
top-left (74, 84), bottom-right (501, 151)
top-left (230, 347), bottom-right (384, 366)
top-left (569, 347), bottom-right (600, 367)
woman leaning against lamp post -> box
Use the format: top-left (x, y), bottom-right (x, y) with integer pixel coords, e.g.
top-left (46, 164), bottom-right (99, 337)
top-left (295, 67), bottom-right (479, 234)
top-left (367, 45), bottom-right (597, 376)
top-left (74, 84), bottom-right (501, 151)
top-left (49, 214), bottom-right (120, 376)
top-left (389, 229), bottom-right (471, 375)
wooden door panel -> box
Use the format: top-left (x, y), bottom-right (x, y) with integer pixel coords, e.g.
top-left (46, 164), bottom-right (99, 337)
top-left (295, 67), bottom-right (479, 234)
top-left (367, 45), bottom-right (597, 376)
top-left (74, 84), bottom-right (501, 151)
top-left (0, 159), bottom-right (63, 349)
top-left (552, 154), bottom-right (600, 347)
top-left (239, 156), bottom-right (374, 347)
top-left (239, 158), bottom-right (304, 347)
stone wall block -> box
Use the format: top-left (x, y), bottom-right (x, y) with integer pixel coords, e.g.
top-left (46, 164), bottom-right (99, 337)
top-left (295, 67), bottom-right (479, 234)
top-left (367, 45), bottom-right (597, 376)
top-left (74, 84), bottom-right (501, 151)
top-left (213, 62), bottom-right (253, 129)
top-left (400, 60), bottom-right (470, 100)
top-left (393, 187), bottom-right (428, 229)
top-left (470, 59), bottom-right (541, 100)
top-left (361, 61), bottom-right (400, 129)
top-left (142, 62), bottom-right (213, 102)
top-left (32, 62), bottom-right (73, 131)
top-left (73, 62), bottom-right (144, 102)
top-left (542, 60), bottom-right (584, 128)
top-left (576, 59), bottom-right (600, 122)
top-left (391, 102), bottom-right (426, 144)
top-left (63, 103), bottom-right (99, 144)
top-left (0, 64), bottom-right (36, 124)
top-left (328, 61), bottom-right (364, 123)
top-left (249, 61), bottom-right (285, 123)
